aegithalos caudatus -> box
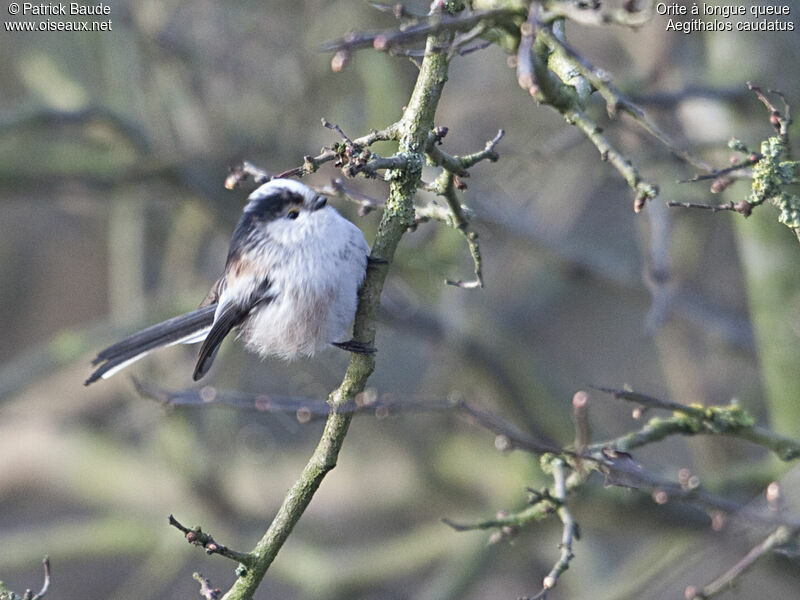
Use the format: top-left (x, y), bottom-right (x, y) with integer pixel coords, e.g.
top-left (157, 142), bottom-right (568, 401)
top-left (85, 179), bottom-right (372, 385)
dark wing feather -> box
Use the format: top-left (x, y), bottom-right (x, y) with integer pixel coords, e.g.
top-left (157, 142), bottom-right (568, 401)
top-left (192, 304), bottom-right (248, 381)
top-left (192, 276), bottom-right (275, 380)
top-left (86, 305), bottom-right (217, 385)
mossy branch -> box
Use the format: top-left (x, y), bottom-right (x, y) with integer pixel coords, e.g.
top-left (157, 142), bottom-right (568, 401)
top-left (522, 13), bottom-right (660, 211)
top-left (592, 386), bottom-right (800, 461)
top-left (445, 387), bottom-right (800, 598)
top-left (671, 83), bottom-right (800, 243)
top-left (218, 24), bottom-right (454, 600)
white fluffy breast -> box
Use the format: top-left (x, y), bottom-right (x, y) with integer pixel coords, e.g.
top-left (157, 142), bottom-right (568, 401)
top-left (217, 205), bottom-right (369, 360)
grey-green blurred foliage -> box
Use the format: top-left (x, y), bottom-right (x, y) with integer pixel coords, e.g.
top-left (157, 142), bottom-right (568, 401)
top-left (1, 1), bottom-right (800, 598)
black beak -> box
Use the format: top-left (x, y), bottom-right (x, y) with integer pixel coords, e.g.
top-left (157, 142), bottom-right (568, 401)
top-left (311, 196), bottom-right (328, 211)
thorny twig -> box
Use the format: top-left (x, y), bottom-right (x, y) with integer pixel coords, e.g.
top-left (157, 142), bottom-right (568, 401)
top-left (442, 388), bottom-right (800, 598)
top-left (672, 137), bottom-right (759, 200)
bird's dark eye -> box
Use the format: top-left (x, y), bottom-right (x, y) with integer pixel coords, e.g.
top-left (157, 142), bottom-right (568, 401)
top-left (287, 208), bottom-right (300, 219)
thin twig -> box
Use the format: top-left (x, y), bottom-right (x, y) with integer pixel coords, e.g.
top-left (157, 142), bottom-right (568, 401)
top-left (534, 19), bottom-right (711, 172)
top-left (314, 178), bottom-right (384, 216)
top-left (447, 23), bottom-right (488, 60)
top-left (321, 117), bottom-right (353, 145)
top-left (320, 9), bottom-right (521, 54)
top-left (667, 200), bottom-right (753, 216)
top-left (424, 128), bottom-right (504, 288)
top-left (687, 526), bottom-right (797, 599)
top-left (747, 81), bottom-right (792, 136)
top-left (433, 170), bottom-right (484, 288)
top-left (169, 514), bottom-right (254, 566)
top-left (193, 573), bottom-right (222, 600)
top-left (28, 556), bottom-right (51, 600)
top-left (135, 377), bottom-right (559, 453)
top-left (442, 487), bottom-right (562, 533)
top-left (224, 161), bottom-right (271, 190)
top-left (538, 459), bottom-right (577, 596)
top-left (565, 107), bottom-right (659, 212)
top-left (592, 386), bottom-right (706, 418)
top-left (571, 390), bottom-right (590, 479)
top-left (572, 391), bottom-right (590, 451)
top-left (457, 39), bottom-right (493, 56)
top-left (679, 159), bottom-right (757, 184)
top-left (425, 128), bottom-right (504, 175)
top-left (273, 123), bottom-right (399, 179)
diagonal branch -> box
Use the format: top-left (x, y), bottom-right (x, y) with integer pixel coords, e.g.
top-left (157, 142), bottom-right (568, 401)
top-left (686, 526), bottom-right (797, 600)
top-left (219, 21), bottom-right (455, 600)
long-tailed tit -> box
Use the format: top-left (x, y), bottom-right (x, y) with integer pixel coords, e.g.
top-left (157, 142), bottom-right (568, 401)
top-left (85, 179), bottom-right (372, 385)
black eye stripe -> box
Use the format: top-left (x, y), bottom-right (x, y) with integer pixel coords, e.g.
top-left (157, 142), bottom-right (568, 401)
top-left (246, 190), bottom-right (307, 221)
top-left (279, 191), bottom-right (305, 204)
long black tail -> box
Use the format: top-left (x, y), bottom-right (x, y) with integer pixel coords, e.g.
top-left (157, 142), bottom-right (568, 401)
top-left (85, 305), bottom-right (217, 385)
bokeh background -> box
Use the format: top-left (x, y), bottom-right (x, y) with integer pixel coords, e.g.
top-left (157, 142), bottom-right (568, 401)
top-left (2, 0), bottom-right (800, 598)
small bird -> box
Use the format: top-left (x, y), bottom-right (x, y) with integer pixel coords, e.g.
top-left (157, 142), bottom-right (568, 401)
top-left (86, 178), bottom-right (372, 385)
